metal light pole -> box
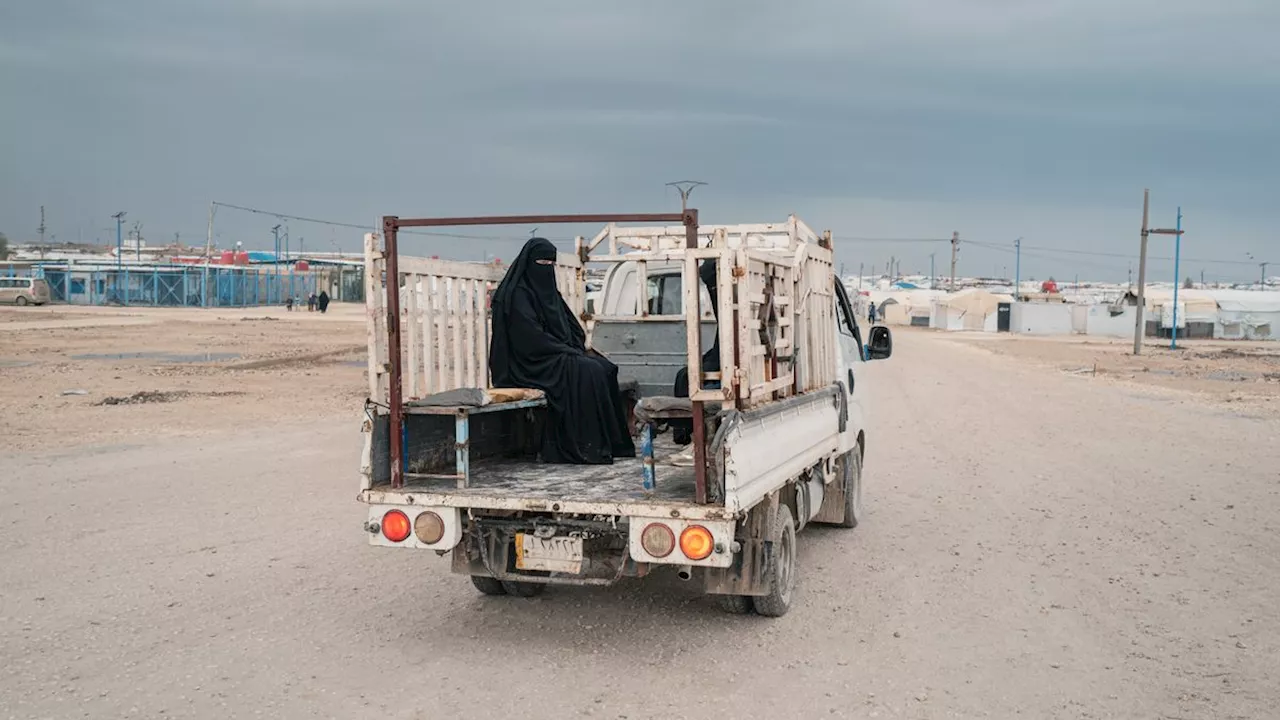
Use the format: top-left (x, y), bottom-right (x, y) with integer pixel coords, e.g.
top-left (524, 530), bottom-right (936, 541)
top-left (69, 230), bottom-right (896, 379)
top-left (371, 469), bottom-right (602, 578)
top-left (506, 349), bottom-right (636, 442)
top-left (1171, 207), bottom-right (1183, 349)
top-left (1014, 237), bottom-right (1022, 301)
top-left (271, 224), bottom-right (281, 304)
top-left (112, 211), bottom-right (127, 271)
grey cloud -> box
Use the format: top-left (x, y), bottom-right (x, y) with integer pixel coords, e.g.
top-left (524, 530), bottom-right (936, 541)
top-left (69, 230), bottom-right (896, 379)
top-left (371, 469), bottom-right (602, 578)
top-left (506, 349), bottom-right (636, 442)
top-left (1, 1), bottom-right (1277, 281)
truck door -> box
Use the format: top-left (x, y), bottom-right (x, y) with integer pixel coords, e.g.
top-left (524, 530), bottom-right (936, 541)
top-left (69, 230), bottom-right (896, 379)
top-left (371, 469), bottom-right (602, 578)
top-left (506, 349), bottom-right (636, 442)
top-left (833, 280), bottom-right (867, 452)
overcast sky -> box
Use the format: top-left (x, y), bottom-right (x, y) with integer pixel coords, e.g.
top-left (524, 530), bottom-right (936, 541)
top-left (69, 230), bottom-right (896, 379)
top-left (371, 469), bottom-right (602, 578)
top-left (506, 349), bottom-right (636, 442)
top-left (2, 1), bottom-right (1277, 282)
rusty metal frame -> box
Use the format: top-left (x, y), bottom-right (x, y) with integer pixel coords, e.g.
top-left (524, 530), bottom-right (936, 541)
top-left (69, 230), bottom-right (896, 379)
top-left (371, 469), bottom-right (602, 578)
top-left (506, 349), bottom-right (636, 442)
top-left (381, 211), bottom-right (705, 503)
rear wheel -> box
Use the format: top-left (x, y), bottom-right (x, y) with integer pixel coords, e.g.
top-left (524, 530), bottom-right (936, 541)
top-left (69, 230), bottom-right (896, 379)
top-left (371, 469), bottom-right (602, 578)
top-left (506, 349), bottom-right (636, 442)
top-left (470, 575), bottom-right (507, 596)
top-left (15, 296), bottom-right (28, 307)
top-left (839, 448), bottom-right (864, 529)
top-left (753, 504), bottom-right (797, 617)
top-left (501, 580), bottom-right (546, 597)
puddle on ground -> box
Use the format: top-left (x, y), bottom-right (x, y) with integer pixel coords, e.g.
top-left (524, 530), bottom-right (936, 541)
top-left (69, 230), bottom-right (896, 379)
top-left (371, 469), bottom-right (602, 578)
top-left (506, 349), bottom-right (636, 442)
top-left (71, 352), bottom-right (167, 361)
top-left (0, 359), bottom-right (36, 368)
top-left (162, 352), bottom-right (242, 363)
top-left (71, 351), bottom-right (241, 363)
top-left (1206, 370), bottom-right (1257, 382)
top-left (342, 360), bottom-right (368, 367)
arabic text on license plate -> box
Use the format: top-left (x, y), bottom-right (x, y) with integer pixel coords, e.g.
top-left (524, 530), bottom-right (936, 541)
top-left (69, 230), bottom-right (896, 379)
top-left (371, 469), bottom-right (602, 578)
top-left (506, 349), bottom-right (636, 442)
top-left (515, 533), bottom-right (583, 574)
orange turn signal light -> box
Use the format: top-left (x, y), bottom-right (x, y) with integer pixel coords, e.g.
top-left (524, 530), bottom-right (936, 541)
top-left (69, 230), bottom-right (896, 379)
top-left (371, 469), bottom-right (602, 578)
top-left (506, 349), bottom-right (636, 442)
top-left (381, 509), bottom-right (412, 543)
top-left (679, 525), bottom-right (714, 561)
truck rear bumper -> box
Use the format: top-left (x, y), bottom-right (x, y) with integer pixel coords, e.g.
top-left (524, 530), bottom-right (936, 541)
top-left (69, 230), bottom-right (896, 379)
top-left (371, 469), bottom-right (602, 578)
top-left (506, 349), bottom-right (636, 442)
top-left (363, 503), bottom-right (737, 585)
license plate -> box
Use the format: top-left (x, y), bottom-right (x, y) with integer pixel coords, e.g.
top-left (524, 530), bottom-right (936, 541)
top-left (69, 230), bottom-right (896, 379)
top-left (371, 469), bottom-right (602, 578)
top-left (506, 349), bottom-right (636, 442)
top-left (515, 533), bottom-right (583, 574)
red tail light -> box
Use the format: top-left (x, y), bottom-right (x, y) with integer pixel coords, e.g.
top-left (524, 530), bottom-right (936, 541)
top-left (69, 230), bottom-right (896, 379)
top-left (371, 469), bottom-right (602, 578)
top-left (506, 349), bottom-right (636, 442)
top-left (381, 509), bottom-right (411, 543)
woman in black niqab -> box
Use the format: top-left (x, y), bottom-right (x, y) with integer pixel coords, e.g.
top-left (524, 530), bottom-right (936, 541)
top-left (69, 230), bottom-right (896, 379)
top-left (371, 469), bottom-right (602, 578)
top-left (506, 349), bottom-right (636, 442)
top-left (490, 238), bottom-right (636, 464)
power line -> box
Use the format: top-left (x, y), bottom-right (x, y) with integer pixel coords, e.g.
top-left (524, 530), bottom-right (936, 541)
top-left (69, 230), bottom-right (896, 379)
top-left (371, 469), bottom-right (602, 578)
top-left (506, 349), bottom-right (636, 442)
top-left (965, 238), bottom-right (1256, 267)
top-left (834, 236), bottom-right (952, 244)
top-left (210, 201), bottom-right (572, 244)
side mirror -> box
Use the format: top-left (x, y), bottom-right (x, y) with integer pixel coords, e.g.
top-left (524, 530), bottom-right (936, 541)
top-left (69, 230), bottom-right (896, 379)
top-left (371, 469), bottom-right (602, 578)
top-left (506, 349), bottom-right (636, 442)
top-left (868, 325), bottom-right (892, 360)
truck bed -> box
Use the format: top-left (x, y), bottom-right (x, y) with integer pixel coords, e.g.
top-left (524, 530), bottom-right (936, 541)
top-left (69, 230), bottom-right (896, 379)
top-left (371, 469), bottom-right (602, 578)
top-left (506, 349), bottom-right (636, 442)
top-left (385, 434), bottom-right (704, 510)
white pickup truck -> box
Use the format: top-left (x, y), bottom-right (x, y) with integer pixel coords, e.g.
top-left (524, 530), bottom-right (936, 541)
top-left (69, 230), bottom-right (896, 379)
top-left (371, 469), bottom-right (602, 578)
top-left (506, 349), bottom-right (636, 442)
top-left (359, 211), bottom-right (892, 616)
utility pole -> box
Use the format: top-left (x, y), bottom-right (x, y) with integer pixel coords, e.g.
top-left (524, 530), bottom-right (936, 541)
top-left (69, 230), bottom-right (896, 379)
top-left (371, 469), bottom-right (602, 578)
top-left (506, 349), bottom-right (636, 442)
top-left (112, 211), bottom-right (127, 272)
top-left (1134, 190), bottom-right (1150, 355)
top-left (858, 262), bottom-right (864, 291)
top-left (1263, 262), bottom-right (1270, 287)
top-left (38, 206), bottom-right (46, 246)
top-left (272, 224), bottom-right (281, 304)
top-left (1171, 207), bottom-right (1183, 349)
top-left (1200, 269), bottom-right (1205, 288)
top-left (949, 231), bottom-right (959, 292)
top-left (1135, 190), bottom-right (1183, 354)
top-left (131, 222), bottom-right (143, 260)
top-left (890, 255), bottom-right (896, 283)
top-left (206, 202), bottom-right (216, 260)
top-left (1014, 237), bottom-right (1022, 301)
top-left (929, 253), bottom-right (936, 289)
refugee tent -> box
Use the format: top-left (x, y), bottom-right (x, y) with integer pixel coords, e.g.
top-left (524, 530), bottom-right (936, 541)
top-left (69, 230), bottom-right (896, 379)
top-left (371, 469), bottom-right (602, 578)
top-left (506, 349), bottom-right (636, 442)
top-left (867, 289), bottom-right (942, 327)
top-left (1210, 289), bottom-right (1280, 340)
top-left (931, 289), bottom-right (1013, 332)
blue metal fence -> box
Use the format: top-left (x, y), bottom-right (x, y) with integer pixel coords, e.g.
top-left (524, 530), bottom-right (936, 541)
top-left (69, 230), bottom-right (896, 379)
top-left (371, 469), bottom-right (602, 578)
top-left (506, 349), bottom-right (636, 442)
top-left (39, 266), bottom-right (324, 308)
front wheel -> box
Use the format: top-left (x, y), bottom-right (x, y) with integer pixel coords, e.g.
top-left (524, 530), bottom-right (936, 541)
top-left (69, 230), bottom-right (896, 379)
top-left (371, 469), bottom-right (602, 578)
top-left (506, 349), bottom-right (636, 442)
top-left (753, 504), bottom-right (798, 617)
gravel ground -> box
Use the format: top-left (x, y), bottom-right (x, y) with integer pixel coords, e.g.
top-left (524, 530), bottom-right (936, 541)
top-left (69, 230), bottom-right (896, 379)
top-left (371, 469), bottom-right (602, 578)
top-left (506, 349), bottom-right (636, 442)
top-left (2, 323), bottom-right (1278, 719)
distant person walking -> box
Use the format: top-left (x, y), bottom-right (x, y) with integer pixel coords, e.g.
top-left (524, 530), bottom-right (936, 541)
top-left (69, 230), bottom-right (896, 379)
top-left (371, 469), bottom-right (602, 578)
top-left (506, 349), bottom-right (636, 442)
top-left (867, 301), bottom-right (877, 324)
top-left (307, 293), bottom-right (317, 312)
top-left (317, 290), bottom-right (330, 314)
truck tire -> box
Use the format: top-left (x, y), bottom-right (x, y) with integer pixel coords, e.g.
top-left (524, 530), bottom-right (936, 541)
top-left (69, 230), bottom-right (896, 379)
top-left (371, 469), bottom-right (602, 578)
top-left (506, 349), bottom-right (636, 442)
top-left (470, 575), bottom-right (507, 596)
top-left (501, 580), bottom-right (546, 598)
top-left (716, 594), bottom-right (754, 615)
top-left (839, 447), bottom-right (864, 529)
top-left (753, 504), bottom-right (797, 617)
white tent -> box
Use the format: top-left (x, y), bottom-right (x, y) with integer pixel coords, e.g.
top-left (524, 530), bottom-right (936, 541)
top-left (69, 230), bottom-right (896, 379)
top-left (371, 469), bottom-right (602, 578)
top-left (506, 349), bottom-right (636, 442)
top-left (931, 289), bottom-right (1013, 332)
top-left (1209, 289), bottom-right (1280, 340)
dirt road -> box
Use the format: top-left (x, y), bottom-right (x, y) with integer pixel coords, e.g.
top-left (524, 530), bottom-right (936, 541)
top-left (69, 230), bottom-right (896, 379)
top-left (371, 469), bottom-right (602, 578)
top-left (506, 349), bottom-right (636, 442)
top-left (3, 323), bottom-right (1278, 719)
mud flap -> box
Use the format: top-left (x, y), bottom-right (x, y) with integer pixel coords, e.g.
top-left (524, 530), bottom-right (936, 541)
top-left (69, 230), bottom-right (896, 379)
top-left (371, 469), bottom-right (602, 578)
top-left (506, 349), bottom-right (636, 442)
top-left (702, 493), bottom-right (779, 597)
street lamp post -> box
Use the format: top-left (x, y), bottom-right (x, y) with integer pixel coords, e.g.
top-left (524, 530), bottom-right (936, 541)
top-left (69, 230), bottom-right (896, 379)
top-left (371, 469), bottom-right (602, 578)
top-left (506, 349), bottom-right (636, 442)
top-left (112, 212), bottom-right (127, 272)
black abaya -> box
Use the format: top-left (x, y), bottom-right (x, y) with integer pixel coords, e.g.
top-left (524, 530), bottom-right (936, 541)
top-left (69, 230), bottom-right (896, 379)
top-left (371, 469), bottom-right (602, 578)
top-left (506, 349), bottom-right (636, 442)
top-left (490, 238), bottom-right (635, 465)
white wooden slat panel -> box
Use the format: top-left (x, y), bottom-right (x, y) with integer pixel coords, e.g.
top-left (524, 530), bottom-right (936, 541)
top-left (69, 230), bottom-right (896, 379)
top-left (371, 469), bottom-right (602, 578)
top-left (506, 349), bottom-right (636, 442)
top-left (421, 275), bottom-right (435, 395)
top-left (455, 278), bottom-right (465, 389)
top-left (405, 281), bottom-right (419, 400)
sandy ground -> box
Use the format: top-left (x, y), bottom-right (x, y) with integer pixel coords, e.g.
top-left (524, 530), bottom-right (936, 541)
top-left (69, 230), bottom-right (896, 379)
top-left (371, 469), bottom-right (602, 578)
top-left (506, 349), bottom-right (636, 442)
top-left (0, 303), bottom-right (368, 452)
top-left (2, 308), bottom-right (1279, 719)
top-left (944, 331), bottom-right (1280, 412)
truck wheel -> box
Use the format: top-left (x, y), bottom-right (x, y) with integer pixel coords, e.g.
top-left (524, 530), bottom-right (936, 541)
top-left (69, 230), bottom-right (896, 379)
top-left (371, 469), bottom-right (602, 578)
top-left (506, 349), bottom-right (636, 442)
top-left (753, 504), bottom-right (797, 617)
top-left (470, 575), bottom-right (507, 596)
top-left (716, 594), bottom-right (754, 615)
top-left (839, 448), bottom-right (864, 529)
top-left (15, 296), bottom-right (28, 307)
top-left (501, 580), bottom-right (546, 598)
